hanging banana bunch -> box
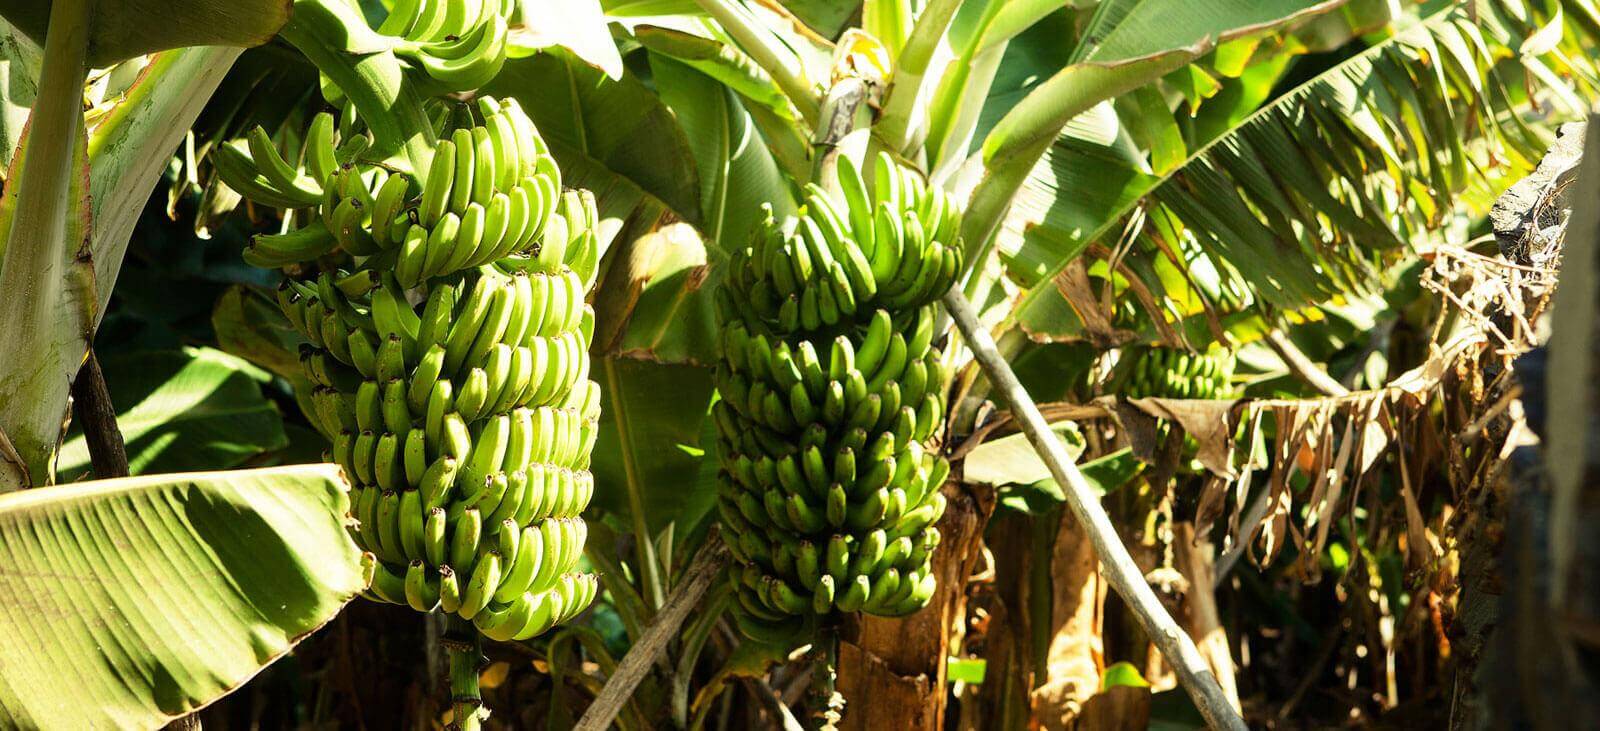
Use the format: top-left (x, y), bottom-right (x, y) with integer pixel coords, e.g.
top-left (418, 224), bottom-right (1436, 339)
top-left (381, 0), bottom-right (520, 92)
top-left (1118, 344), bottom-right (1238, 400)
top-left (215, 88), bottom-right (603, 642)
top-left (712, 152), bottom-right (961, 642)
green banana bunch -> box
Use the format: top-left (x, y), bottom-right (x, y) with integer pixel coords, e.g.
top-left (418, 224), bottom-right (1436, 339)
top-left (1118, 344), bottom-right (1238, 400)
top-left (381, 0), bottom-right (518, 92)
top-left (712, 152), bottom-right (959, 643)
top-left (220, 93), bottom-right (604, 642)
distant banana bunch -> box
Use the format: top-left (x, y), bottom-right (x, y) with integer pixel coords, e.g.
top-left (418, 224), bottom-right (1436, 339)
top-left (1118, 344), bottom-right (1238, 400)
top-left (712, 153), bottom-right (960, 642)
top-left (381, 0), bottom-right (518, 92)
top-left (214, 94), bottom-right (603, 642)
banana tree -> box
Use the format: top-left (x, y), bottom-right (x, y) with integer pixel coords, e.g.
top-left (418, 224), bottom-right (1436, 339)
top-left (120, 0), bottom-right (1598, 726)
top-left (0, 0), bottom-right (289, 489)
top-left (567, 0), bottom-right (1360, 724)
top-left (483, 0), bottom-right (1600, 726)
top-left (0, 3), bottom-right (372, 729)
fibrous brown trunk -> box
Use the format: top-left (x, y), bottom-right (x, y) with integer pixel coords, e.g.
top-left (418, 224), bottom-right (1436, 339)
top-left (1029, 508), bottom-right (1109, 730)
top-left (1491, 117), bottom-right (1600, 730)
top-left (1172, 523), bottom-right (1239, 712)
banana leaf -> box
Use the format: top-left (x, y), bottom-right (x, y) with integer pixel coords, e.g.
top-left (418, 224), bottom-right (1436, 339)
top-left (0, 464), bottom-right (363, 729)
top-left (1006, 0), bottom-right (1600, 340)
top-left (0, 0), bottom-right (288, 67)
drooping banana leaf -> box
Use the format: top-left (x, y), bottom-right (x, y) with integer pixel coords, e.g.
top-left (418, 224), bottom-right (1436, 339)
top-left (960, 0), bottom-right (1347, 260)
top-left (0, 464), bottom-right (363, 729)
top-left (1005, 0), bottom-right (1600, 341)
top-left (595, 52), bottom-right (795, 364)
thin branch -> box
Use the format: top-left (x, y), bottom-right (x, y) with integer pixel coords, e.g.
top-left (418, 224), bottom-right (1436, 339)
top-left (1263, 329), bottom-right (1350, 397)
top-left (941, 287), bottom-right (1248, 731)
top-left (70, 349), bottom-right (128, 479)
top-left (573, 535), bottom-right (732, 731)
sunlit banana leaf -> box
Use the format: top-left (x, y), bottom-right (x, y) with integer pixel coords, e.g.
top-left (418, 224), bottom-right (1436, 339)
top-left (485, 48), bottom-right (702, 225)
top-left (777, 0), bottom-right (858, 38)
top-left (594, 53), bottom-right (795, 364)
top-left (1071, 0), bottom-right (1347, 64)
top-left (962, 0), bottom-right (1347, 256)
top-left (1005, 0), bottom-right (1600, 340)
top-left (0, 0), bottom-right (287, 67)
top-left (56, 347), bottom-right (289, 481)
top-left (0, 464), bottom-right (363, 729)
top-left (512, 0), bottom-right (625, 80)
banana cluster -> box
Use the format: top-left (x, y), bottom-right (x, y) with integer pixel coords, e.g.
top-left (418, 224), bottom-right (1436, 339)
top-left (718, 154), bottom-right (962, 334)
top-left (382, 0), bottom-right (517, 92)
top-left (1119, 345), bottom-right (1238, 400)
top-left (218, 94), bottom-right (603, 642)
top-left (713, 153), bottom-right (959, 643)
top-left (232, 97), bottom-right (572, 288)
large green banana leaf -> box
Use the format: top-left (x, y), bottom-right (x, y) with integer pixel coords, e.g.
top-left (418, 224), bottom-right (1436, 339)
top-left (634, 24), bottom-right (810, 179)
top-left (0, 0), bottom-right (287, 67)
top-left (1004, 0), bottom-right (1600, 341)
top-left (486, 48), bottom-right (702, 227)
top-left (614, 52), bottom-right (795, 364)
top-left (56, 348), bottom-right (289, 481)
top-left (959, 0), bottom-right (1345, 257)
top-left (0, 464), bottom-right (363, 729)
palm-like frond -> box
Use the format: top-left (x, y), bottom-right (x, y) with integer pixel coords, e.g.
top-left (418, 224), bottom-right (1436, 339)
top-left (1004, 0), bottom-right (1600, 341)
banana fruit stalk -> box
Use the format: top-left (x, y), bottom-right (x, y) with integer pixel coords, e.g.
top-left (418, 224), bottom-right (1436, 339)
top-left (712, 153), bottom-right (961, 643)
top-left (224, 89), bottom-right (603, 642)
top-left (1117, 344), bottom-right (1238, 400)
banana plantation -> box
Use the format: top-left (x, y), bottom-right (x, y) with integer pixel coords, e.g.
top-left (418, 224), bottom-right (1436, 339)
top-left (2, 0), bottom-right (1597, 728)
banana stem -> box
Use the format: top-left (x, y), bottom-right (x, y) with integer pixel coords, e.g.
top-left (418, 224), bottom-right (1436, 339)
top-left (808, 622), bottom-right (841, 731)
top-left (0, 0), bottom-right (91, 488)
top-left (873, 0), bottom-right (964, 154)
top-left (690, 0), bottom-right (820, 125)
top-left (445, 618), bottom-right (484, 731)
top-left (940, 286), bottom-right (1247, 731)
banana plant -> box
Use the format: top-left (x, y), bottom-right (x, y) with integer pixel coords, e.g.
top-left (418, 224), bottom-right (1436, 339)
top-left (0, 465), bottom-right (364, 728)
top-left (119, 0), bottom-right (1600, 726)
top-left (0, 0), bottom-right (288, 490)
top-left (0, 3), bottom-right (373, 729)
top-left (479, 0), bottom-right (1600, 725)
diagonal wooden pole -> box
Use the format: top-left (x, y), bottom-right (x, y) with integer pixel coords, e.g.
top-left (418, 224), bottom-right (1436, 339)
top-left (572, 536), bottom-right (731, 731)
top-left (941, 287), bottom-right (1247, 731)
